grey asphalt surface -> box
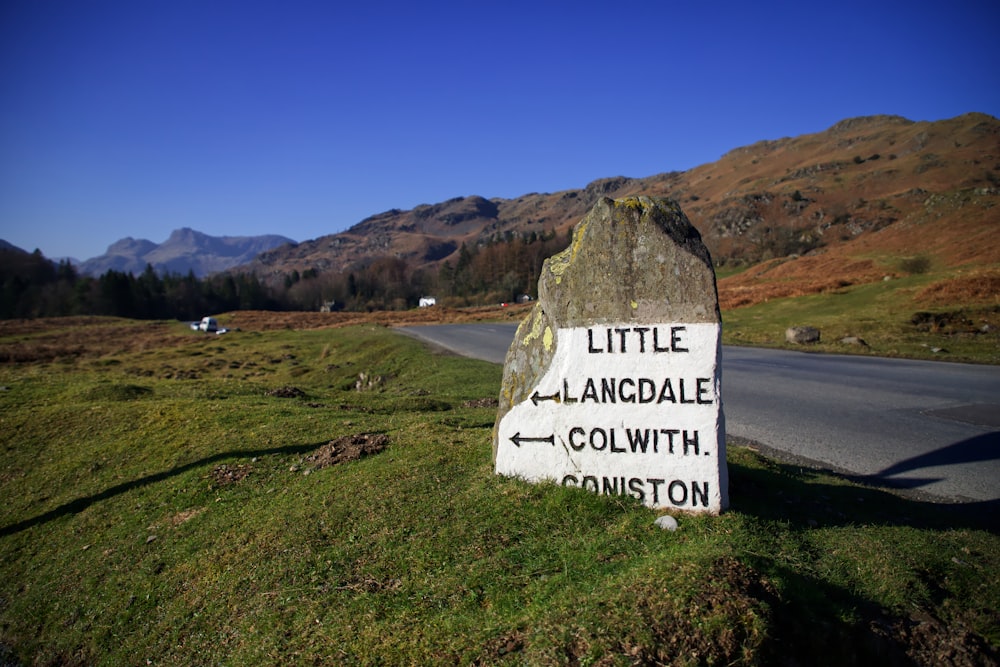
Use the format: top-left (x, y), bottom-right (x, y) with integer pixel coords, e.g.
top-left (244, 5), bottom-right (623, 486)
top-left (397, 323), bottom-right (1000, 503)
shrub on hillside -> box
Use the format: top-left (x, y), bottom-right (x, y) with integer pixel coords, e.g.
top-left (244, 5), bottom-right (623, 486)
top-left (899, 255), bottom-right (932, 275)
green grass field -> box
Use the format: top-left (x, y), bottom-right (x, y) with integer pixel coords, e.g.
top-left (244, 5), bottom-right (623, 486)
top-left (1, 320), bottom-right (997, 665)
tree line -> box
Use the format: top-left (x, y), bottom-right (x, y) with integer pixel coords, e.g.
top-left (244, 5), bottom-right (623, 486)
top-left (0, 249), bottom-right (279, 320)
top-left (1, 230), bottom-right (570, 320)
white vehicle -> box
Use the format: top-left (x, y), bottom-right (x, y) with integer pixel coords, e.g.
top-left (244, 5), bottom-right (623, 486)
top-left (190, 317), bottom-right (220, 333)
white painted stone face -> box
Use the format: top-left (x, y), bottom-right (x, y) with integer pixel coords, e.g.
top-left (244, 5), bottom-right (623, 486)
top-left (495, 323), bottom-right (727, 513)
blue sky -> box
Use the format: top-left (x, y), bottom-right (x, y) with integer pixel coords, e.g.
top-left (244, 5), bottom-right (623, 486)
top-left (1, 0), bottom-right (998, 261)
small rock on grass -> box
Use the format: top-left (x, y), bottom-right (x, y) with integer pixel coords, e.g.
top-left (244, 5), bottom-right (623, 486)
top-left (655, 515), bottom-right (679, 531)
top-left (839, 336), bottom-right (868, 347)
top-left (786, 326), bottom-right (820, 344)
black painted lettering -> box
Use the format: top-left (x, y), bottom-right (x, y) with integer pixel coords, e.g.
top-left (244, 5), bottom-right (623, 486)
top-left (679, 378), bottom-right (695, 404)
top-left (683, 430), bottom-right (699, 455)
top-left (590, 427), bottom-right (608, 451)
top-left (658, 378), bottom-right (676, 403)
top-left (633, 327), bottom-right (649, 352)
top-left (587, 328), bottom-right (603, 353)
top-left (610, 429), bottom-right (626, 453)
top-left (615, 328), bottom-right (629, 353)
top-left (602, 476), bottom-right (623, 495)
top-left (653, 327), bottom-right (670, 352)
top-left (671, 326), bottom-right (688, 352)
top-left (668, 480), bottom-right (688, 506)
top-left (557, 376), bottom-right (711, 405)
top-left (568, 427), bottom-right (586, 451)
top-left (560, 475), bottom-right (709, 507)
top-left (626, 428), bottom-right (650, 454)
top-left (697, 377), bottom-right (712, 404)
top-left (691, 481), bottom-right (709, 507)
top-left (660, 429), bottom-right (679, 454)
top-left (563, 379), bottom-right (578, 404)
top-left (607, 328), bottom-right (614, 353)
top-left (562, 474), bottom-right (706, 508)
top-left (601, 378), bottom-right (616, 403)
top-left (619, 378), bottom-right (636, 403)
top-left (647, 478), bottom-right (665, 504)
top-left (638, 378), bottom-right (656, 403)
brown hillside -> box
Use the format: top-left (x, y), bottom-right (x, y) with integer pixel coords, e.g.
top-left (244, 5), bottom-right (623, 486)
top-left (242, 113), bottom-right (1000, 306)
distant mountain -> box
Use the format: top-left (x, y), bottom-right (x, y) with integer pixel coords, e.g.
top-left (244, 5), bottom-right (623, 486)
top-left (240, 113), bottom-right (1000, 299)
top-left (79, 228), bottom-right (296, 278)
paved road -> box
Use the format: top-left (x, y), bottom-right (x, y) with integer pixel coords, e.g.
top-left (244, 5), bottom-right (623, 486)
top-left (397, 323), bottom-right (1000, 503)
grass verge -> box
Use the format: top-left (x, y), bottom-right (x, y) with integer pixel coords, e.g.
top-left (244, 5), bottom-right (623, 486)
top-left (1, 318), bottom-right (997, 665)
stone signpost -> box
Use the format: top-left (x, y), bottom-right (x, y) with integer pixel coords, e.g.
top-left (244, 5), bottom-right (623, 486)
top-left (493, 196), bottom-right (728, 513)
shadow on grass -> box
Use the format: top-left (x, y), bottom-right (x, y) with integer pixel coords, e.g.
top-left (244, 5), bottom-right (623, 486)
top-left (726, 448), bottom-right (1000, 663)
top-left (729, 443), bottom-right (1000, 534)
top-left (745, 556), bottom-right (1000, 665)
top-left (0, 442), bottom-right (325, 538)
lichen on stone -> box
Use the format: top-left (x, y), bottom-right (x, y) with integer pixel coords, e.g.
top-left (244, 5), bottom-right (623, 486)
top-left (520, 307), bottom-right (544, 346)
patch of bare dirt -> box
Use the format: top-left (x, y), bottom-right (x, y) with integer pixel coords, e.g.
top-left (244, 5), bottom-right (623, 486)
top-left (462, 397), bottom-right (499, 408)
top-left (166, 508), bottom-right (205, 526)
top-left (474, 631), bottom-right (525, 665)
top-left (265, 385), bottom-right (306, 398)
top-left (868, 609), bottom-right (1000, 667)
top-left (306, 433), bottom-right (389, 469)
top-left (209, 463), bottom-right (252, 486)
top-left (909, 308), bottom-right (1000, 335)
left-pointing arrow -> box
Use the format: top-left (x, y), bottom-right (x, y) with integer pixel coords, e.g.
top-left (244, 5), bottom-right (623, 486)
top-left (530, 390), bottom-right (560, 405)
top-left (510, 432), bottom-right (555, 447)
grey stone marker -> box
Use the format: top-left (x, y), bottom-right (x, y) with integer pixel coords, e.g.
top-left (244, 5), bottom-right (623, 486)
top-left (493, 196), bottom-right (728, 513)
